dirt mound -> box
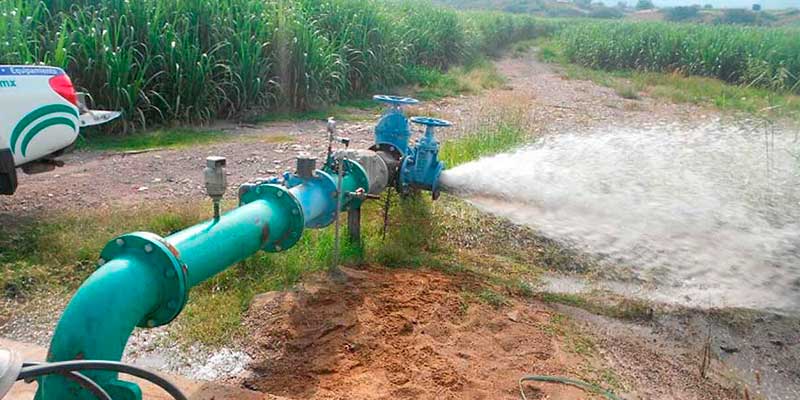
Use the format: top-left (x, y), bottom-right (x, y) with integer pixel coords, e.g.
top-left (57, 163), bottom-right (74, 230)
top-left (241, 267), bottom-right (584, 400)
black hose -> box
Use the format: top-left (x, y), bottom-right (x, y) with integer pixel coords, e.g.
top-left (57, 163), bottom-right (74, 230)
top-left (22, 362), bottom-right (111, 400)
top-left (18, 360), bottom-right (187, 400)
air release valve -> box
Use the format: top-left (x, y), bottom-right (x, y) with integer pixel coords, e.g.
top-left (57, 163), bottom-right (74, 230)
top-left (204, 156), bottom-right (227, 218)
top-left (296, 156), bottom-right (317, 179)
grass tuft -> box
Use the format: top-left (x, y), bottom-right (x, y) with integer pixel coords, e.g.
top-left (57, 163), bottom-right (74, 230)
top-left (614, 83), bottom-right (641, 100)
top-left (440, 98), bottom-right (535, 167)
top-left (539, 292), bottom-right (654, 321)
top-left (75, 129), bottom-right (233, 152)
top-left (407, 59), bottom-right (507, 101)
top-left (477, 288), bottom-right (510, 309)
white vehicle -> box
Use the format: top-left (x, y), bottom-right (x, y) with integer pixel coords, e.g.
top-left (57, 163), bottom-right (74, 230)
top-left (0, 65), bottom-right (120, 195)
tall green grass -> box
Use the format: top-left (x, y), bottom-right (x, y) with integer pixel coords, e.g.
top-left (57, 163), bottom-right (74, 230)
top-left (441, 121), bottom-right (528, 167)
top-left (558, 21), bottom-right (800, 94)
top-left (441, 98), bottom-right (535, 167)
top-left (0, 0), bottom-right (557, 130)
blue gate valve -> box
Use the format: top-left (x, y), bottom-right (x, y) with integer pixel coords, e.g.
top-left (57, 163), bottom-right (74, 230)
top-left (400, 116), bottom-right (451, 200)
top-left (372, 95), bottom-right (420, 157)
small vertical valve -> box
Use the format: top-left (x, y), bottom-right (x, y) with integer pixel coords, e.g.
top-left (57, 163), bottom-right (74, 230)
top-left (327, 117), bottom-right (337, 142)
top-left (204, 156), bottom-right (227, 219)
top-left (296, 156), bottom-right (317, 179)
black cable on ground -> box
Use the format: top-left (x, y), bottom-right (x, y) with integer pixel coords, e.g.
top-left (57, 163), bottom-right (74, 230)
top-left (18, 360), bottom-right (187, 400)
top-left (519, 375), bottom-right (623, 400)
top-left (23, 362), bottom-right (111, 400)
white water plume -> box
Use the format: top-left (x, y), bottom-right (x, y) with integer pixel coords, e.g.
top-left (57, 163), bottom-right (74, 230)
top-left (440, 120), bottom-right (800, 313)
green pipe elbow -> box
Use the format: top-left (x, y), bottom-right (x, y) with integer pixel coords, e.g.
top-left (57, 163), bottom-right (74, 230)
top-left (36, 254), bottom-right (164, 400)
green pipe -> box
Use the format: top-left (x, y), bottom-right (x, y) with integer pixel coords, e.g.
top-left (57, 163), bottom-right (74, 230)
top-left (37, 163), bottom-right (370, 400)
top-left (168, 197), bottom-right (296, 288)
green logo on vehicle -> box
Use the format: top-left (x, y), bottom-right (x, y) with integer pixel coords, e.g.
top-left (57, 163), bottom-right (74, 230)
top-left (9, 104), bottom-right (78, 157)
top-left (0, 80), bottom-right (16, 88)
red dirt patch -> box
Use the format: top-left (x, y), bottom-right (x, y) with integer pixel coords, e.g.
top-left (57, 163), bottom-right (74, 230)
top-left (242, 267), bottom-right (586, 400)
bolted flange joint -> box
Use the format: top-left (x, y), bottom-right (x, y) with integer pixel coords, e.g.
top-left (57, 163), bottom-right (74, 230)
top-left (323, 158), bottom-right (370, 212)
top-left (99, 232), bottom-right (188, 328)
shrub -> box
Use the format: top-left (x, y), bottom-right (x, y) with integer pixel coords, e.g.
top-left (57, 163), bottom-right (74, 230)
top-left (590, 6), bottom-right (624, 19)
top-left (664, 6), bottom-right (700, 21)
top-left (717, 9), bottom-right (759, 25)
top-left (636, 0), bottom-right (655, 10)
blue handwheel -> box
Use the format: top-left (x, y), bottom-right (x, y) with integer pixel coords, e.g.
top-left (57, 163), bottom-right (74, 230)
top-left (373, 95), bottom-right (420, 106)
top-left (410, 116), bottom-right (453, 127)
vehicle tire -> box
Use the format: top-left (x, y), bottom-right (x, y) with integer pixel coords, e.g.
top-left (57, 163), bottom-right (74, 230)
top-left (0, 149), bottom-right (18, 195)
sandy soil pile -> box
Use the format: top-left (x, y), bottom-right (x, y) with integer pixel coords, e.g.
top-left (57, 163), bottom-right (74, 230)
top-left (241, 267), bottom-right (587, 400)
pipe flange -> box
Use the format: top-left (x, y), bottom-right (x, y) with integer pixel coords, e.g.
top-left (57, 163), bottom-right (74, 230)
top-left (368, 143), bottom-right (403, 159)
top-left (323, 159), bottom-right (370, 211)
top-left (346, 159), bottom-right (370, 210)
top-left (240, 184), bottom-right (305, 253)
top-left (99, 232), bottom-right (189, 328)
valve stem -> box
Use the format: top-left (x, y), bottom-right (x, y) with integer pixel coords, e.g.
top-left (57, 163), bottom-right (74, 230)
top-left (213, 201), bottom-right (221, 220)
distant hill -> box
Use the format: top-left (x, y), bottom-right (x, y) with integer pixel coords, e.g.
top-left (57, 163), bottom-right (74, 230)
top-left (643, 0), bottom-right (796, 9)
top-left (434, 0), bottom-right (798, 11)
top-left (434, 0), bottom-right (547, 13)
top-left (433, 0), bottom-right (592, 17)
